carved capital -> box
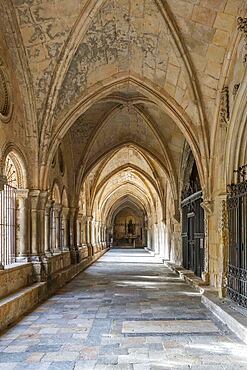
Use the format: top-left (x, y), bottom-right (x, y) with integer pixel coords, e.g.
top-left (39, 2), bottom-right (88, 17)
top-left (0, 175), bottom-right (7, 191)
top-left (62, 207), bottom-right (70, 219)
top-left (39, 191), bottom-right (49, 209)
top-left (29, 189), bottom-right (41, 209)
top-left (53, 203), bottom-right (62, 216)
top-left (201, 200), bottom-right (214, 215)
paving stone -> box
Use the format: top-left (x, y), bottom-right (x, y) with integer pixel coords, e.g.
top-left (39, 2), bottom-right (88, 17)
top-left (48, 362), bottom-right (75, 370)
top-left (97, 355), bottom-right (118, 365)
top-left (41, 352), bottom-right (79, 362)
top-left (74, 360), bottom-right (97, 369)
top-left (0, 352), bottom-right (29, 362)
top-left (0, 249), bottom-right (247, 369)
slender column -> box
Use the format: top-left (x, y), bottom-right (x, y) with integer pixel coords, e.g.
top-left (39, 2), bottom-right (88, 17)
top-left (77, 214), bottom-right (83, 247)
top-left (69, 208), bottom-right (76, 249)
top-left (53, 204), bottom-right (62, 254)
top-left (29, 190), bottom-right (40, 257)
top-left (0, 176), bottom-right (6, 269)
top-left (62, 207), bottom-right (70, 251)
top-left (99, 222), bottom-right (103, 246)
top-left (86, 216), bottom-right (93, 256)
top-left (39, 191), bottom-right (48, 256)
top-left (16, 189), bottom-right (29, 260)
top-left (82, 216), bottom-right (87, 244)
top-left (147, 227), bottom-right (152, 250)
top-left (44, 200), bottom-right (53, 256)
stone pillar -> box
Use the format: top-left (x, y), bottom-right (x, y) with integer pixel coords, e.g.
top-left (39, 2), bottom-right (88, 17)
top-left (39, 191), bottom-right (48, 256)
top-left (86, 216), bottom-right (93, 256)
top-left (76, 215), bottom-right (82, 247)
top-left (29, 190), bottom-right (40, 258)
top-left (153, 223), bottom-right (159, 254)
top-left (201, 199), bottom-right (214, 285)
top-left (147, 227), bottom-right (152, 250)
top-left (82, 216), bottom-right (87, 244)
top-left (99, 222), bottom-right (103, 248)
top-left (0, 176), bottom-right (6, 269)
top-left (62, 207), bottom-right (70, 251)
top-left (69, 208), bottom-right (80, 263)
top-left (16, 189), bottom-right (29, 261)
top-left (44, 200), bottom-right (53, 256)
top-left (206, 195), bottom-right (228, 295)
top-left (53, 204), bottom-right (62, 254)
top-left (69, 208), bottom-right (76, 249)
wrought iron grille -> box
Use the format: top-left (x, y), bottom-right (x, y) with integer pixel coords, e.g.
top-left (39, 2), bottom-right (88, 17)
top-left (227, 166), bottom-right (247, 306)
top-left (0, 184), bottom-right (16, 266)
top-left (181, 191), bottom-right (205, 277)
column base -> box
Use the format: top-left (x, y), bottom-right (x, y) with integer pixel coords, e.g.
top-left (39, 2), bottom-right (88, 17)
top-left (30, 255), bottom-right (43, 262)
top-left (70, 247), bottom-right (80, 264)
top-left (16, 256), bottom-right (30, 263)
top-left (52, 249), bottom-right (62, 255)
top-left (87, 244), bottom-right (93, 257)
top-left (45, 251), bottom-right (53, 257)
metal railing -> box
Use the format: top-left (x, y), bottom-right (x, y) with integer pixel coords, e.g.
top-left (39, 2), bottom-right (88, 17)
top-left (227, 166), bottom-right (247, 306)
top-left (0, 184), bottom-right (16, 266)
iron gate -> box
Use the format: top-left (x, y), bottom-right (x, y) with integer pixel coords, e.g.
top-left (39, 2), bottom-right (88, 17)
top-left (182, 190), bottom-right (205, 277)
top-left (227, 166), bottom-right (247, 307)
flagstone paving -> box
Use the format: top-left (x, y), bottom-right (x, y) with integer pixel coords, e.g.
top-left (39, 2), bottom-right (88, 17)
top-left (0, 249), bottom-right (247, 369)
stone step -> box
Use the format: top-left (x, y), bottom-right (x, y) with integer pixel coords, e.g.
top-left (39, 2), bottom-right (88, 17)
top-left (0, 282), bottom-right (46, 333)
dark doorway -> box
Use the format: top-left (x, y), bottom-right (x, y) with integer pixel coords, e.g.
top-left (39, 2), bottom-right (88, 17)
top-left (181, 162), bottom-right (205, 277)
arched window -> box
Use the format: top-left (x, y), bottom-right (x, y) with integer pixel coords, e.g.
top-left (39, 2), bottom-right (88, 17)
top-left (0, 155), bottom-right (18, 266)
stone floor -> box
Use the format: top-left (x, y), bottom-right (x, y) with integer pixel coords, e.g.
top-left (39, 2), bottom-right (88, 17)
top-left (1, 249), bottom-right (247, 370)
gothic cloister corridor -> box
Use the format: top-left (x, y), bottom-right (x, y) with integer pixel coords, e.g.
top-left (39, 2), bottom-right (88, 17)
top-left (0, 249), bottom-right (246, 370)
top-left (2, 0), bottom-right (247, 368)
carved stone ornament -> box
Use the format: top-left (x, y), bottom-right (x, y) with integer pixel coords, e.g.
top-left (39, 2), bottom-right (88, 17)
top-left (0, 174), bottom-right (7, 191)
top-left (233, 83), bottom-right (240, 96)
top-left (200, 199), bottom-right (213, 215)
top-left (0, 57), bottom-right (12, 122)
top-left (237, 17), bottom-right (247, 63)
top-left (219, 86), bottom-right (230, 126)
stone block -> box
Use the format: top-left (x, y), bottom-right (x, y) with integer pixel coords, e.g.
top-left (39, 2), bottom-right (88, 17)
top-left (213, 29), bottom-right (230, 47)
top-left (206, 61), bottom-right (222, 79)
top-left (207, 44), bottom-right (226, 63)
top-left (192, 6), bottom-right (216, 27)
top-left (214, 13), bottom-right (235, 31)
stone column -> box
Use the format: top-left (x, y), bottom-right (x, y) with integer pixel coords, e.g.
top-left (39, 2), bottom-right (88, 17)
top-left (99, 222), bottom-right (103, 248)
top-left (0, 176), bottom-right (7, 269)
top-left (69, 207), bottom-right (80, 263)
top-left (69, 208), bottom-right (76, 249)
top-left (147, 227), bottom-right (152, 250)
top-left (153, 223), bottom-right (159, 254)
top-left (86, 216), bottom-right (93, 256)
top-left (53, 204), bottom-right (62, 254)
top-left (62, 207), bottom-right (70, 251)
top-left (201, 199), bottom-right (214, 285)
top-left (44, 200), bottom-right (53, 256)
top-left (82, 216), bottom-right (87, 245)
top-left (16, 189), bottom-right (29, 261)
top-left (39, 191), bottom-right (48, 256)
top-left (76, 215), bottom-right (82, 247)
top-left (29, 190), bottom-right (40, 258)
